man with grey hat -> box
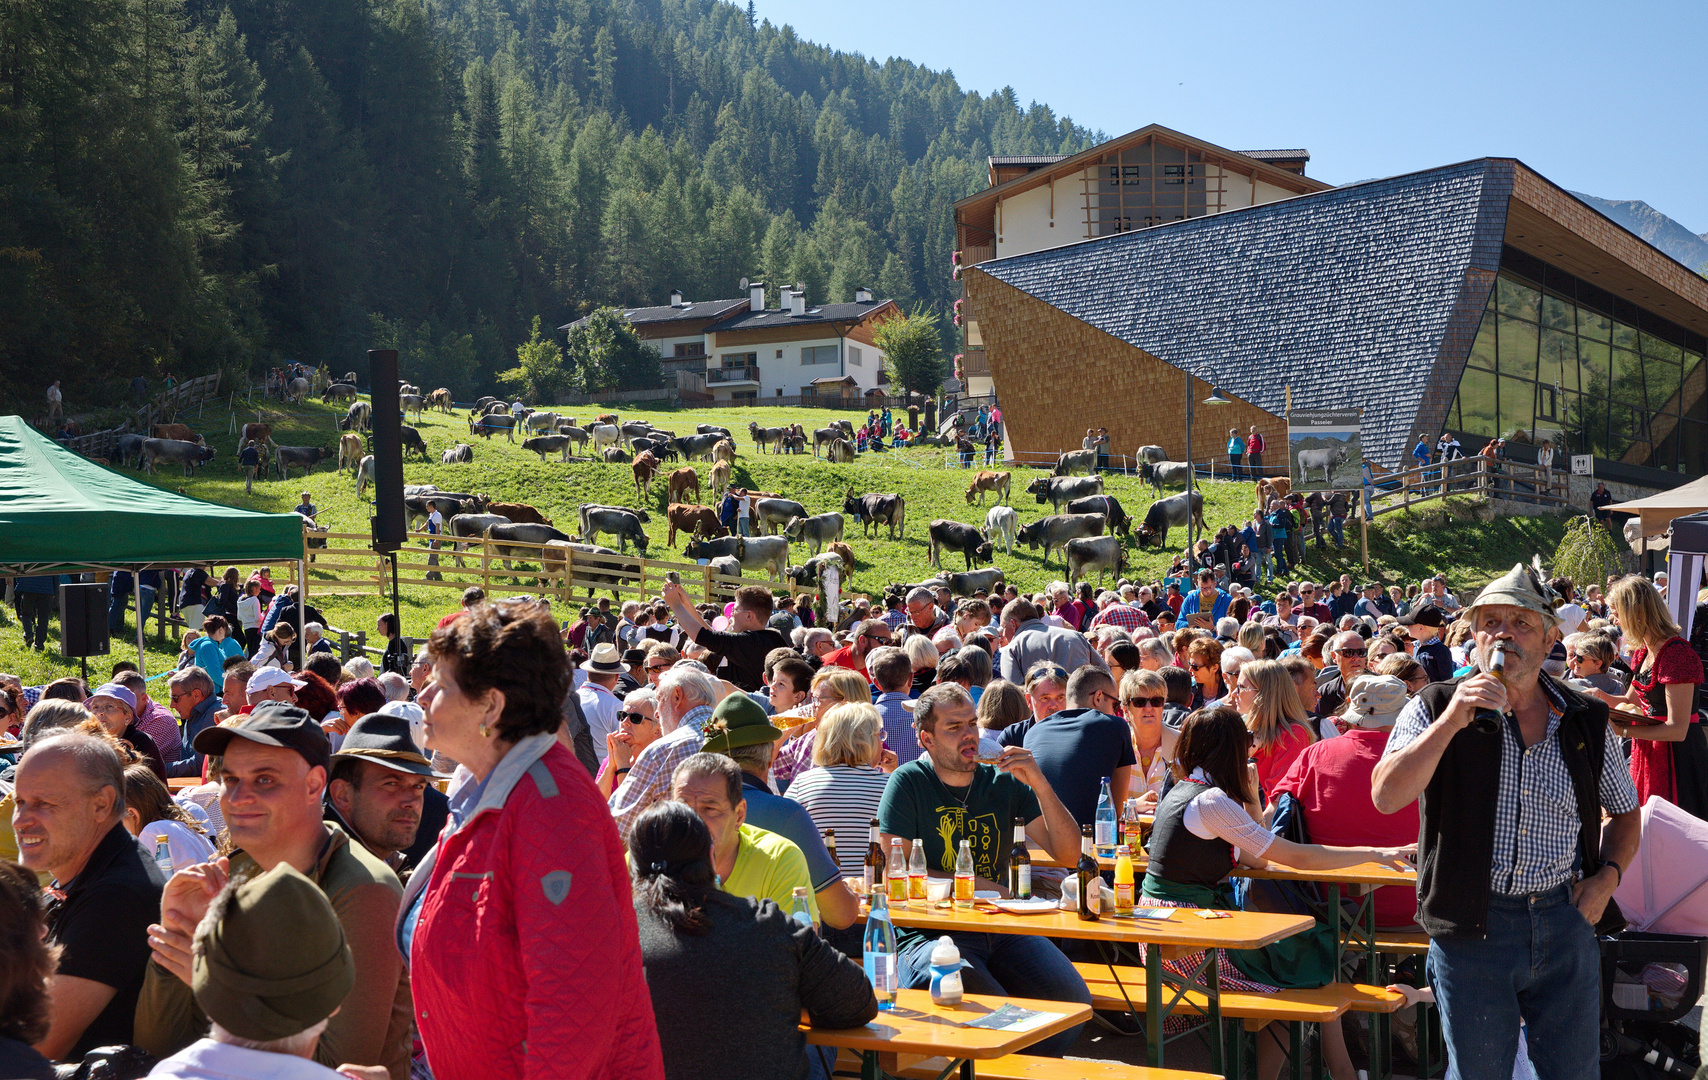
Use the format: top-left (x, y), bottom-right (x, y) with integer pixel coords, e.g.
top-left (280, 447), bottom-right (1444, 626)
top-left (147, 863), bottom-right (356, 1079)
top-left (1373, 564), bottom-right (1640, 1080)
top-left (326, 712), bottom-right (447, 873)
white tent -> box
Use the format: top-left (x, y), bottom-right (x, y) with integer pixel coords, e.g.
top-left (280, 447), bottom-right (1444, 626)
top-left (1605, 474), bottom-right (1708, 538)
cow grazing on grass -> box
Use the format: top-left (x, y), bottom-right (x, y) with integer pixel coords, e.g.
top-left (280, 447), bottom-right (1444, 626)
top-left (578, 505), bottom-right (649, 554)
top-left (286, 377), bottom-right (309, 403)
top-left (632, 450), bottom-right (660, 498)
top-left (428, 388), bottom-right (453, 413)
top-left (1136, 490), bottom-right (1205, 550)
top-left (556, 425), bottom-right (590, 455)
top-left (1053, 449), bottom-right (1098, 476)
top-left (356, 455), bottom-right (374, 495)
top-left (1139, 460), bottom-right (1193, 496)
top-left (1066, 535), bottom-right (1125, 589)
top-left (1024, 474), bottom-right (1105, 512)
top-left (927, 520), bottom-right (994, 572)
top-left (399, 425), bottom-right (429, 460)
top-left (843, 491), bottom-right (906, 540)
top-left (812, 425), bottom-right (853, 458)
top-left (322, 383), bottom-right (358, 403)
top-left (1064, 493), bottom-right (1131, 537)
top-left (1136, 444), bottom-right (1167, 465)
top-left (274, 445), bottom-right (330, 481)
top-left (964, 471), bottom-right (1011, 505)
top-left (470, 413), bottom-right (517, 441)
top-left (342, 402), bottom-right (371, 433)
top-left (522, 435), bottom-right (573, 463)
top-left (116, 434), bottom-right (146, 468)
top-left (142, 439), bottom-right (215, 477)
top-left (667, 468), bottom-right (700, 506)
top-left (1015, 513), bottom-right (1105, 568)
top-left (667, 504), bottom-right (724, 546)
top-left (824, 437), bottom-right (856, 463)
top-left (440, 442), bottom-right (473, 464)
top-left (483, 522), bottom-right (572, 576)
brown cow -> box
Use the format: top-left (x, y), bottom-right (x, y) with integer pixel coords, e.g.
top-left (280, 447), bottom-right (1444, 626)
top-left (595, 412), bottom-right (619, 426)
top-left (632, 450), bottom-right (659, 498)
top-left (427, 388), bottom-right (453, 413)
top-left (826, 540), bottom-right (856, 567)
top-left (666, 467), bottom-right (700, 506)
top-left (338, 433), bottom-right (364, 474)
top-left (711, 438), bottom-right (736, 465)
top-left (239, 422), bottom-right (274, 448)
top-left (488, 501), bottom-right (551, 525)
top-left (151, 423), bottom-right (203, 444)
top-left (964, 470), bottom-right (1011, 505)
top-left (709, 459), bottom-right (731, 497)
top-left (1255, 476), bottom-right (1293, 512)
top-left (667, 503), bottom-right (726, 546)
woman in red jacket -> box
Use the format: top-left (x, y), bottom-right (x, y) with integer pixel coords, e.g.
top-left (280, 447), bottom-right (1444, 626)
top-left (401, 601), bottom-right (664, 1080)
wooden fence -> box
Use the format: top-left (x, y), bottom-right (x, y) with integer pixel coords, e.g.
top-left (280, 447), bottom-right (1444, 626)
top-left (1368, 455), bottom-right (1571, 517)
top-left (65, 373), bottom-right (223, 459)
top-left (307, 526), bottom-right (819, 607)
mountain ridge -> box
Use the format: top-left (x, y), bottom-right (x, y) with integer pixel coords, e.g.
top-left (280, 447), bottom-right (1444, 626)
top-left (1570, 192), bottom-right (1708, 272)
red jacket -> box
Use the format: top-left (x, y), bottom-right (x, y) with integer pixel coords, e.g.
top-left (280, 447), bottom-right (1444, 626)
top-left (407, 735), bottom-right (663, 1080)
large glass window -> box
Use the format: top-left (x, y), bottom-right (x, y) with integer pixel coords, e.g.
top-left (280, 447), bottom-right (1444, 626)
top-left (1447, 250), bottom-right (1708, 476)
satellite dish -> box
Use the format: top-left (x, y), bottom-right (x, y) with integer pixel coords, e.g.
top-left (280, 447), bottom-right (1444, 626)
top-left (739, 277), bottom-right (749, 290)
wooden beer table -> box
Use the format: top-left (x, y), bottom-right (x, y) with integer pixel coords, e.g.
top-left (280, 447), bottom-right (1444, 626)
top-left (878, 900), bottom-right (1313, 1070)
top-left (802, 988), bottom-right (1090, 1080)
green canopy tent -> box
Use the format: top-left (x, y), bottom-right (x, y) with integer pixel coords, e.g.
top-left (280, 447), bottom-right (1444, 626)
top-left (0, 415), bottom-right (307, 675)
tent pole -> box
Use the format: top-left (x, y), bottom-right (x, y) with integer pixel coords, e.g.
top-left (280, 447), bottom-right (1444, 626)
top-left (136, 579), bottom-right (147, 677)
top-left (298, 558), bottom-right (307, 673)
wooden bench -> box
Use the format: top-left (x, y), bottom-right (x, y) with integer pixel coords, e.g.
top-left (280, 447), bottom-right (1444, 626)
top-left (1344, 930), bottom-right (1429, 956)
top-left (891, 1053), bottom-right (1221, 1079)
top-left (1071, 963), bottom-right (1403, 1031)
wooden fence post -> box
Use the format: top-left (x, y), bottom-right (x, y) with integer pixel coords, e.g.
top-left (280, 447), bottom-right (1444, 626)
top-left (702, 562), bottom-right (714, 604)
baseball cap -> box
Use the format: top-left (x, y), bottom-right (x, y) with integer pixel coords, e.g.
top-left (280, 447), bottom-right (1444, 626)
top-left (1396, 606), bottom-right (1446, 628)
top-left (378, 700), bottom-right (427, 751)
top-left (194, 703), bottom-right (332, 773)
top-left (247, 667), bottom-right (307, 697)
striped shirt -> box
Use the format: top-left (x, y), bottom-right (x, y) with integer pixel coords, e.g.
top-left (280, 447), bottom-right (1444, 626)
top-left (785, 765), bottom-right (892, 877)
top-left (1385, 679), bottom-right (1636, 896)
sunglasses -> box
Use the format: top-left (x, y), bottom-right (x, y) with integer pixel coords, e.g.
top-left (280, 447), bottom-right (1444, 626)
top-left (645, 664), bottom-right (672, 673)
top-left (1336, 648), bottom-right (1368, 657)
top-left (1124, 696), bottom-right (1167, 709)
top-left (618, 711), bottom-right (654, 725)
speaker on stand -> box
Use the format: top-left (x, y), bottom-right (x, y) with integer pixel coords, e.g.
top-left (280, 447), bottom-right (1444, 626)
top-left (368, 349), bottom-right (406, 629)
top-left (59, 581), bottom-right (111, 684)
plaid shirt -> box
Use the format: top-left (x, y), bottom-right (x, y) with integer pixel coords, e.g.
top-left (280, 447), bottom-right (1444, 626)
top-left (1090, 603), bottom-right (1151, 633)
top-left (1386, 678), bottom-right (1637, 896)
top-left (609, 704), bottom-right (712, 842)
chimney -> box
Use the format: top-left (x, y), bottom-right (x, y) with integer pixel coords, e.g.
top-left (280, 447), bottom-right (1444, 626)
top-left (749, 282), bottom-right (767, 312)
top-left (669, 289), bottom-right (683, 307)
top-left (790, 290), bottom-right (807, 317)
top-left (854, 287), bottom-right (873, 304)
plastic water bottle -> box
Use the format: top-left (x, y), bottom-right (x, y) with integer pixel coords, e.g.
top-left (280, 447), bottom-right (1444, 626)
top-left (928, 935), bottom-right (965, 1006)
top-left (1095, 777), bottom-right (1116, 856)
top-left (153, 834), bottom-right (174, 879)
top-left (863, 888), bottom-right (899, 1011)
top-left (787, 886), bottom-right (815, 933)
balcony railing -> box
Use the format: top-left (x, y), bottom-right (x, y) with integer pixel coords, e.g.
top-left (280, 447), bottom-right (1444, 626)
top-left (708, 365), bottom-right (760, 384)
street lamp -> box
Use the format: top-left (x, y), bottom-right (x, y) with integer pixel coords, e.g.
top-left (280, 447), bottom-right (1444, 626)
top-left (1184, 375), bottom-right (1232, 560)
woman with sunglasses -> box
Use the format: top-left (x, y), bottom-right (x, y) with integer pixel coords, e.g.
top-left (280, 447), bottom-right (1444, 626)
top-left (1184, 637), bottom-right (1227, 708)
top-left (597, 687), bottom-right (663, 799)
top-left (1119, 670), bottom-right (1177, 809)
top-left (1228, 658), bottom-right (1315, 800)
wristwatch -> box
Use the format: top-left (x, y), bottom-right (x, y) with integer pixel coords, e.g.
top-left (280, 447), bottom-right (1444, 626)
top-left (1601, 859), bottom-right (1622, 885)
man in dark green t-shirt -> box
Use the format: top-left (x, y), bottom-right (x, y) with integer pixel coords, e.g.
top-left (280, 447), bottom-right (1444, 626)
top-left (877, 684), bottom-right (1089, 1057)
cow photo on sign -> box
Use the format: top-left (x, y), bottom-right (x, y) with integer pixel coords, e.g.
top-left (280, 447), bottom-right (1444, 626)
top-left (1287, 408), bottom-right (1362, 492)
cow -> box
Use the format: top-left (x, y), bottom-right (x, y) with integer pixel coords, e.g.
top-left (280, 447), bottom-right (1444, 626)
top-left (142, 438), bottom-right (215, 477)
top-left (711, 438), bottom-right (736, 465)
top-left (709, 460), bottom-right (731, 497)
top-left (407, 493), bottom-right (478, 528)
top-left (632, 451), bottom-right (660, 498)
top-left (826, 540), bottom-right (856, 567)
top-left (1064, 493), bottom-right (1131, 537)
top-left (322, 382), bottom-right (358, 403)
top-left (1136, 489), bottom-right (1206, 550)
top-left (397, 425), bottom-right (429, 460)
top-left (240, 423), bottom-right (275, 449)
top-left (749, 422), bottom-right (786, 454)
top-left (753, 498), bottom-right (808, 535)
top-left (543, 541), bottom-right (636, 598)
top-left (706, 555), bottom-right (742, 580)
top-left (595, 413), bottom-right (619, 427)
top-left (479, 400), bottom-right (510, 417)
top-left (602, 447), bottom-right (631, 464)
top-left (666, 468), bottom-right (701, 506)
top-left (448, 512), bottom-right (512, 565)
top-left (523, 411), bottom-right (561, 434)
top-left (1139, 460), bottom-right (1194, 495)
top-left (483, 522), bottom-right (573, 576)
top-left (783, 512), bottom-right (845, 556)
top-left (1297, 442), bottom-right (1351, 486)
top-left (1053, 448), bottom-right (1098, 476)
top-left (683, 534), bottom-right (790, 581)
top-left (521, 435), bottom-right (573, 463)
top-left (1015, 513), bottom-right (1106, 568)
top-left (469, 397), bottom-right (497, 416)
top-left (556, 425), bottom-right (591, 455)
top-left (428, 388), bottom-right (453, 413)
top-left (946, 568), bottom-right (1006, 597)
top-left (619, 421), bottom-right (655, 441)
top-left (335, 433), bottom-right (364, 473)
top-left (667, 504), bottom-right (724, 546)
top-left (1255, 476), bottom-right (1293, 512)
top-left (590, 423), bottom-right (622, 454)
top-left (928, 520), bottom-right (994, 571)
top-left (274, 445), bottom-right (329, 480)
top-left (399, 383), bottom-right (420, 399)
top-left (470, 413), bottom-right (517, 441)
top-left (150, 423), bottom-right (202, 444)
top-left (1066, 535), bottom-right (1126, 589)
top-left (341, 371), bottom-right (359, 386)
top-left (441, 443), bottom-right (473, 464)
top-left (356, 455), bottom-right (375, 495)
top-left (337, 401), bottom-right (370, 433)
top-left (404, 484), bottom-right (439, 497)
top-left (286, 377), bottom-right (309, 403)
top-left (696, 424), bottom-right (732, 438)
top-left (1024, 474), bottom-right (1105, 511)
top-left (842, 491), bottom-right (906, 540)
top-left (812, 426), bottom-right (849, 458)
top-left (985, 505), bottom-right (1020, 554)
top-left (487, 502), bottom-right (550, 525)
top-left (669, 432), bottom-right (722, 462)
top-left (578, 505), bottom-right (649, 554)
top-left (964, 471), bottom-right (1011, 505)
top-left (825, 437), bottom-right (857, 463)
top-left (1136, 445), bottom-right (1167, 465)
top-left (786, 552), bottom-right (844, 587)
top-left (116, 433), bottom-right (147, 468)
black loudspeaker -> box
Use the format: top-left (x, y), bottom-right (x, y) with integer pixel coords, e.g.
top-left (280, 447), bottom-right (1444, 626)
top-left (59, 582), bottom-right (111, 658)
top-left (368, 348), bottom-right (406, 551)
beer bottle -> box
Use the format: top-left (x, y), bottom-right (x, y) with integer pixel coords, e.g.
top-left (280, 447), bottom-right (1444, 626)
top-left (1008, 817), bottom-right (1032, 899)
top-left (1077, 825), bottom-right (1101, 922)
top-left (864, 818), bottom-right (884, 897)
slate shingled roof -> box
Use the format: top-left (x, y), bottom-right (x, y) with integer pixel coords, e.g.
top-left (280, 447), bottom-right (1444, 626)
top-left (558, 298), bottom-right (746, 332)
top-left (707, 300), bottom-right (890, 331)
top-left (972, 159), bottom-right (1508, 466)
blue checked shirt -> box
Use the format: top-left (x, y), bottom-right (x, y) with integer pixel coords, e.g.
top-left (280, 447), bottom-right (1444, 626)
top-left (1386, 678), bottom-right (1637, 896)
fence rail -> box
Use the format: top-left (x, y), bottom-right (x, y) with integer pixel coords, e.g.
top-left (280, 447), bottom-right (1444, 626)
top-left (64, 373), bottom-right (223, 459)
top-left (1367, 455), bottom-right (1570, 517)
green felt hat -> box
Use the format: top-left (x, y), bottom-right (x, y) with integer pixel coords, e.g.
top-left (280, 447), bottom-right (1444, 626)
top-left (700, 691), bottom-right (784, 753)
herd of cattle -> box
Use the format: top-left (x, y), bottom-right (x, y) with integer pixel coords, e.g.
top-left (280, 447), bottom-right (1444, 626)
top-left (106, 387), bottom-right (1232, 597)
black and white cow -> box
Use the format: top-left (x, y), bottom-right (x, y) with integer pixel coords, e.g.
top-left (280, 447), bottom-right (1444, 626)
top-left (842, 491), bottom-right (906, 540)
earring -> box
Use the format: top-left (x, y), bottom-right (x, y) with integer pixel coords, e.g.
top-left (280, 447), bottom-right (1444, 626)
top-left (479, 723), bottom-right (491, 738)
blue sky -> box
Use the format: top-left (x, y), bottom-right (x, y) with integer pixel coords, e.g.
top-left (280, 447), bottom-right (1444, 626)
top-left (760, 0), bottom-right (1708, 233)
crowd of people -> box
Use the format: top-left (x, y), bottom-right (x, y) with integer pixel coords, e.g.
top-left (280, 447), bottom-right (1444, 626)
top-left (0, 549), bottom-right (1698, 1080)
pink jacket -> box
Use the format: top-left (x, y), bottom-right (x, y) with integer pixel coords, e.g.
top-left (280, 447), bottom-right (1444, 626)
top-left (406, 735), bottom-right (663, 1080)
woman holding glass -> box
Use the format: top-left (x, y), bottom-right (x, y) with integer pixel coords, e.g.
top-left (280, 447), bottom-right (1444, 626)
top-left (1119, 669), bottom-right (1177, 808)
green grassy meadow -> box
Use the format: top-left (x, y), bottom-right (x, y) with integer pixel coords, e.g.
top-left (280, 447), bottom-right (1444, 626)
top-left (0, 394), bottom-right (1571, 684)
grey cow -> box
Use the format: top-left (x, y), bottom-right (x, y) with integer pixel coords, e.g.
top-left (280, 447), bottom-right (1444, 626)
top-left (752, 498), bottom-right (808, 535)
top-left (1296, 441), bottom-right (1351, 486)
top-left (1024, 474), bottom-right (1105, 511)
top-left (521, 435), bottom-right (573, 462)
top-left (441, 443), bottom-right (474, 464)
top-left (1139, 460), bottom-right (1194, 495)
top-left (1065, 535), bottom-right (1126, 589)
top-left (448, 512), bottom-right (511, 565)
top-left (681, 534), bottom-right (790, 580)
top-left (1014, 513), bottom-right (1106, 568)
top-left (142, 438), bottom-right (216, 476)
top-left (783, 512), bottom-right (845, 556)
top-left (577, 505), bottom-right (650, 554)
top-left (483, 522), bottom-right (572, 577)
top-left (274, 445), bottom-right (330, 480)
top-left (1053, 449), bottom-right (1098, 476)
